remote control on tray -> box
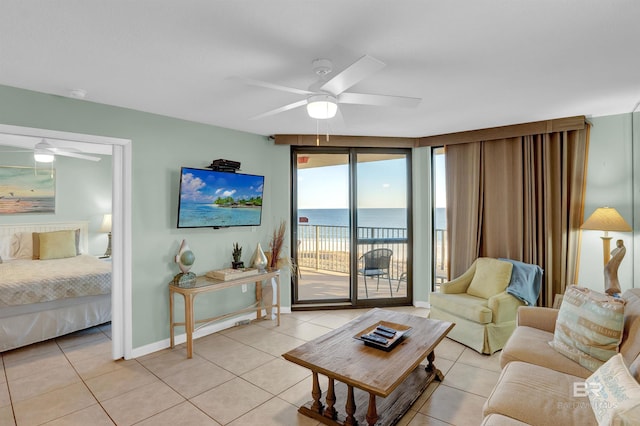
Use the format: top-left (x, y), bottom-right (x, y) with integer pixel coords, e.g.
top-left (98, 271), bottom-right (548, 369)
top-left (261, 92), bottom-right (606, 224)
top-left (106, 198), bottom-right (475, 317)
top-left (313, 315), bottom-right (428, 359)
top-left (361, 333), bottom-right (388, 345)
top-left (373, 329), bottom-right (396, 339)
top-left (376, 325), bottom-right (397, 335)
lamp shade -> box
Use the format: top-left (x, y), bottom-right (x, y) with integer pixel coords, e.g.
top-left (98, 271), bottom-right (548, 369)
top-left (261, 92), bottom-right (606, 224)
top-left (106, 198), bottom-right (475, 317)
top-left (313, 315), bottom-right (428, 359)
top-left (580, 207), bottom-right (631, 232)
top-left (306, 94), bottom-right (338, 119)
top-left (99, 213), bottom-right (112, 233)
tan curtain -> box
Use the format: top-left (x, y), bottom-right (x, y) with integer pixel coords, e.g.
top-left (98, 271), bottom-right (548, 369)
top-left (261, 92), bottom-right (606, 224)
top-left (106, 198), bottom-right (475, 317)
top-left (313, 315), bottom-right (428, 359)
top-left (445, 142), bottom-right (483, 278)
top-left (445, 127), bottom-right (589, 307)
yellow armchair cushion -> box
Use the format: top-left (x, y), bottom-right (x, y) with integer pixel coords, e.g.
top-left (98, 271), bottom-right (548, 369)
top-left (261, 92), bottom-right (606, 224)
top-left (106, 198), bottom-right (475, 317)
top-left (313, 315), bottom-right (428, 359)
top-left (467, 258), bottom-right (513, 300)
top-left (430, 292), bottom-right (493, 324)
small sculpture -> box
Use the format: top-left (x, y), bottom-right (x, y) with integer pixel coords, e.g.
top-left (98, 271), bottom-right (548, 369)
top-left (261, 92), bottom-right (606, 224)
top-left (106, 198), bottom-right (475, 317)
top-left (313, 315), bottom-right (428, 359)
top-left (604, 239), bottom-right (625, 296)
top-left (252, 242), bottom-right (268, 272)
top-left (174, 239), bottom-right (196, 287)
top-left (232, 242), bottom-right (244, 269)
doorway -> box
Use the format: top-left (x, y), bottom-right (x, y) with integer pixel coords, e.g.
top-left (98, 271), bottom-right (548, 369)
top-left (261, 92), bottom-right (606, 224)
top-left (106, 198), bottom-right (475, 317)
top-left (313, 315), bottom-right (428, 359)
top-left (0, 124), bottom-right (132, 359)
top-left (292, 147), bottom-right (412, 308)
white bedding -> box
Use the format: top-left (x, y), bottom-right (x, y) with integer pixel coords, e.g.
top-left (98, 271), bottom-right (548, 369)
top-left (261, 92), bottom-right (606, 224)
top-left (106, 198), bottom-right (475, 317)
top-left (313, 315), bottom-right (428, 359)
top-left (0, 254), bottom-right (111, 306)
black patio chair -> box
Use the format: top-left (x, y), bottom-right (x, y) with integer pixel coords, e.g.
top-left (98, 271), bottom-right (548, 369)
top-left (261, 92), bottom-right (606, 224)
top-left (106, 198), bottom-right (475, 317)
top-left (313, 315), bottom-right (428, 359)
top-left (358, 248), bottom-right (393, 298)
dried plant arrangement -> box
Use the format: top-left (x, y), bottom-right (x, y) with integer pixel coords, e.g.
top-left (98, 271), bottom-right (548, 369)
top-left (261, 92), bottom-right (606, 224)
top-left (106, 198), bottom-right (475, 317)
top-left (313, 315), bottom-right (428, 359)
top-left (269, 220), bottom-right (286, 269)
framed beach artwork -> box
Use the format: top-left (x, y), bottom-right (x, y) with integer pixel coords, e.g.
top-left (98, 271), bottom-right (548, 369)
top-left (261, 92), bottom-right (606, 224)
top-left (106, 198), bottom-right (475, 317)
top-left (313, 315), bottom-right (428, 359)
top-left (0, 166), bottom-right (55, 214)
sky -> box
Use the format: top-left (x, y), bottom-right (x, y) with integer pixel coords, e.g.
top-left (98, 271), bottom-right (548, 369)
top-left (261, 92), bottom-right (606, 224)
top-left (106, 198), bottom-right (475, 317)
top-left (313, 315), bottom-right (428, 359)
top-left (180, 168), bottom-right (264, 203)
top-left (297, 154), bottom-right (447, 209)
top-left (297, 158), bottom-right (407, 209)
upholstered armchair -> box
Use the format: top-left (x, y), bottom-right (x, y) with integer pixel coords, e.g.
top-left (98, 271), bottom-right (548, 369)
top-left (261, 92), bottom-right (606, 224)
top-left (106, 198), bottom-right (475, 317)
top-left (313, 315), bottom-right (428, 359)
top-left (429, 257), bottom-right (526, 354)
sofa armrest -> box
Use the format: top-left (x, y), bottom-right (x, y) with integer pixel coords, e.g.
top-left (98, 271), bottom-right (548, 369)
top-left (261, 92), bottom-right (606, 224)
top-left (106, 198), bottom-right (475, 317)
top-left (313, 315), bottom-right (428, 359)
top-left (440, 262), bottom-right (476, 294)
top-left (488, 292), bottom-right (524, 323)
top-left (516, 306), bottom-right (558, 332)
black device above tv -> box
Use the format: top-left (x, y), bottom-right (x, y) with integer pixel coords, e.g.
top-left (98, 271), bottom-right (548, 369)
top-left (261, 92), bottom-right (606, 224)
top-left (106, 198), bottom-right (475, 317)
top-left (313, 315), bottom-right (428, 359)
top-left (177, 167), bottom-right (264, 229)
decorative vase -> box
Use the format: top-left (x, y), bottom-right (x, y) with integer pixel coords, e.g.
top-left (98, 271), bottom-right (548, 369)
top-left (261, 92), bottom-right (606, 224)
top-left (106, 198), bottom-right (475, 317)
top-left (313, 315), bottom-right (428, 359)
top-left (252, 243), bottom-right (268, 272)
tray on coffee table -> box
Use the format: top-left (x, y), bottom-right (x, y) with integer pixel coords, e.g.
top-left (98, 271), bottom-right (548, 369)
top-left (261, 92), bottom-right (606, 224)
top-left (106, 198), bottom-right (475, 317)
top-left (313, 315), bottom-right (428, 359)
top-left (353, 320), bottom-right (412, 351)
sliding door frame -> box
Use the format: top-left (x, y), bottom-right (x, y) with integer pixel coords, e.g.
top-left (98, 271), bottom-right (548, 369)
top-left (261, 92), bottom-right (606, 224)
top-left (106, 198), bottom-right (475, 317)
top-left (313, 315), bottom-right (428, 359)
top-left (291, 146), bottom-right (413, 309)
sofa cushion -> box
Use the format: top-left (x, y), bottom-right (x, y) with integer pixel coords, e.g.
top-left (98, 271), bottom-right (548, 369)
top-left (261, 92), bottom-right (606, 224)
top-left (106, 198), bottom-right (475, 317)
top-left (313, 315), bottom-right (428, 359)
top-left (483, 361), bottom-right (597, 425)
top-left (481, 413), bottom-right (530, 425)
top-left (430, 292), bottom-right (492, 324)
top-left (501, 325), bottom-right (593, 378)
top-left (467, 258), bottom-right (513, 300)
top-left (549, 286), bottom-right (625, 372)
top-left (620, 289), bottom-right (640, 366)
top-left (586, 353), bottom-right (640, 425)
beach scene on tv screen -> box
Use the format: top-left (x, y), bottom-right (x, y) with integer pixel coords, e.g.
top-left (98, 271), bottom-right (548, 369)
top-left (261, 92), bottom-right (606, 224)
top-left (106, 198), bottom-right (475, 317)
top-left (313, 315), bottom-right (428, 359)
top-left (178, 168), bottom-right (264, 227)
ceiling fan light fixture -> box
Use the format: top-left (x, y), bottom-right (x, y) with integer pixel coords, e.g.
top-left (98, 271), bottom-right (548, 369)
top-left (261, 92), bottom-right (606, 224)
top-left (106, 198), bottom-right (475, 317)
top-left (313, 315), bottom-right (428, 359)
top-left (306, 94), bottom-right (337, 119)
top-left (34, 150), bottom-right (54, 163)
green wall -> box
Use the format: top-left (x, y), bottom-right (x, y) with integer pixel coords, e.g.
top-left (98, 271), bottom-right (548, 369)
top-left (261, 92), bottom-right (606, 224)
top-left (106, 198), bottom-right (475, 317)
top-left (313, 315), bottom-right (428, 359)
top-left (0, 84), bottom-right (291, 349)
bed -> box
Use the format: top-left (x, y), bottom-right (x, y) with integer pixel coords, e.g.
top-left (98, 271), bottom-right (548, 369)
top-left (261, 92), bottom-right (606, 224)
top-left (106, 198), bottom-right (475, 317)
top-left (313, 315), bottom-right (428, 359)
top-left (0, 221), bottom-right (111, 352)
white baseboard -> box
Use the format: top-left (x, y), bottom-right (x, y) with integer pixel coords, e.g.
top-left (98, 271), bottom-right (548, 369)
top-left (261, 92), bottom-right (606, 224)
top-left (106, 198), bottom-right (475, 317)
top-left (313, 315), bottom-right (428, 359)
top-left (130, 307), bottom-right (292, 359)
top-left (414, 301), bottom-right (430, 309)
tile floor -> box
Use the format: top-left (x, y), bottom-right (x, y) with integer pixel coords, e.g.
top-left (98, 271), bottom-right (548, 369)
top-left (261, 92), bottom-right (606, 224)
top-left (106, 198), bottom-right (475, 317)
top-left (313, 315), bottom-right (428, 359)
top-left (0, 307), bottom-right (502, 425)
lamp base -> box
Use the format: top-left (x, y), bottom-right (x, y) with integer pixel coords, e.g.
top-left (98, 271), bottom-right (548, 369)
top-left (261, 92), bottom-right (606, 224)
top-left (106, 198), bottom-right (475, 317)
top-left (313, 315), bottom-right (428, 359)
top-left (103, 232), bottom-right (112, 258)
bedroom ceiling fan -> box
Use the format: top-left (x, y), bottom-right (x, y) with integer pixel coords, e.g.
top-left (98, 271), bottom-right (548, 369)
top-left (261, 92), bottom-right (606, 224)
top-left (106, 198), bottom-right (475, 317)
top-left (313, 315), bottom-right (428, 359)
top-left (1, 139), bottom-right (101, 162)
top-left (240, 55), bottom-right (422, 120)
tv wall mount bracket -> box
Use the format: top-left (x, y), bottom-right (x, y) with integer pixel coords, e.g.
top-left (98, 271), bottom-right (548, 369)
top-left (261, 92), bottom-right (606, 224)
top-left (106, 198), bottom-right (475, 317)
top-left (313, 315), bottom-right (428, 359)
top-left (207, 159), bottom-right (241, 173)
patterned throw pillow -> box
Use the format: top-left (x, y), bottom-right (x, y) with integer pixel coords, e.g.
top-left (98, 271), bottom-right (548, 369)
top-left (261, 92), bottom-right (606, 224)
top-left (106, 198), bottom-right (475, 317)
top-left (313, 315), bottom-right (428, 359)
top-left (586, 353), bottom-right (640, 425)
top-left (549, 286), bottom-right (625, 372)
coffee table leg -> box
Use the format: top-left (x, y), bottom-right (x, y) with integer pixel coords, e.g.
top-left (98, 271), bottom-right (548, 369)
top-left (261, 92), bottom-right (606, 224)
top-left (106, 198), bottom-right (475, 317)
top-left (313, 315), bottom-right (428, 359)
top-left (323, 378), bottom-right (337, 420)
top-left (366, 393), bottom-right (378, 425)
top-left (310, 372), bottom-right (324, 414)
top-left (345, 385), bottom-right (357, 425)
top-left (425, 351), bottom-right (445, 381)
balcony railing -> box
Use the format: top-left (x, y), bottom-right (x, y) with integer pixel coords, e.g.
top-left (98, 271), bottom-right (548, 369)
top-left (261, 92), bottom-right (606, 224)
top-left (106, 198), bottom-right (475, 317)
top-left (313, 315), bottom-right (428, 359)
top-left (297, 224), bottom-right (448, 285)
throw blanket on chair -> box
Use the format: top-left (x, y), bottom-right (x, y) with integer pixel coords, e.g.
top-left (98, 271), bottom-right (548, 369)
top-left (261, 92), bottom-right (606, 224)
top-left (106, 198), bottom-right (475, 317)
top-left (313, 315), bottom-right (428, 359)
top-left (500, 258), bottom-right (543, 306)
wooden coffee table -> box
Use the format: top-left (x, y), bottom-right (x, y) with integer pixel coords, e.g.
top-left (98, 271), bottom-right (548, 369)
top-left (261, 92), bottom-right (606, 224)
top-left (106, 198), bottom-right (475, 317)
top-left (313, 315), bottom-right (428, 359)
top-left (282, 308), bottom-right (454, 426)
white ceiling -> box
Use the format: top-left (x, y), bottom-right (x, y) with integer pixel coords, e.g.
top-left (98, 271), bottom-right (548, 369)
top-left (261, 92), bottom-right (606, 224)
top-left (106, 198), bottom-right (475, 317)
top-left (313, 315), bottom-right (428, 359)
top-left (1, 1), bottom-right (639, 139)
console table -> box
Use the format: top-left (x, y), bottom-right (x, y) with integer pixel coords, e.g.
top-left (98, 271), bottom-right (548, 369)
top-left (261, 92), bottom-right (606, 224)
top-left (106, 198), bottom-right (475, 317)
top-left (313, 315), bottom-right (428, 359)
top-left (169, 269), bottom-right (280, 358)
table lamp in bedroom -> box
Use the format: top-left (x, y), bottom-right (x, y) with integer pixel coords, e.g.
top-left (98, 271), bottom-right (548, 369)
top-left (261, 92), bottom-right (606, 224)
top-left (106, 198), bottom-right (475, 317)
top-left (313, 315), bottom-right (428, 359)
top-left (99, 213), bottom-right (112, 258)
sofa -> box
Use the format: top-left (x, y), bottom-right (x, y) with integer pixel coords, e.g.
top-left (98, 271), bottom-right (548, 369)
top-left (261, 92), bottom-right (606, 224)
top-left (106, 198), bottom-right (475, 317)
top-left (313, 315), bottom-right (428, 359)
top-left (482, 288), bottom-right (640, 425)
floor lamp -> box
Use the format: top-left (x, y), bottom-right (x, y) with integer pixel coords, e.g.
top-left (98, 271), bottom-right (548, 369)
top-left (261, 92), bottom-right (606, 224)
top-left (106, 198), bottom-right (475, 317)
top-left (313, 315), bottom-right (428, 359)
top-left (580, 207), bottom-right (632, 265)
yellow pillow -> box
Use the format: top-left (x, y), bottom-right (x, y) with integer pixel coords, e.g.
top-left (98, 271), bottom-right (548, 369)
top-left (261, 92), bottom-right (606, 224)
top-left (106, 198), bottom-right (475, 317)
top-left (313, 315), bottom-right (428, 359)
top-left (466, 258), bottom-right (513, 299)
top-left (39, 230), bottom-right (78, 260)
top-left (33, 229), bottom-right (80, 259)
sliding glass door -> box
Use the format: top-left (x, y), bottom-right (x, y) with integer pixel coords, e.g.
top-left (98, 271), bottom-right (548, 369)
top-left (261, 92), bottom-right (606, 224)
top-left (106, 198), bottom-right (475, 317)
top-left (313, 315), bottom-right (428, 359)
top-left (292, 148), bottom-right (412, 308)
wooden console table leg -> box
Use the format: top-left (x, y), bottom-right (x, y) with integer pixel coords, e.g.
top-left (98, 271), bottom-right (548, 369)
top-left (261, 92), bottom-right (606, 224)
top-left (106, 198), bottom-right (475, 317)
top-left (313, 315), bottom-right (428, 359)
top-left (184, 293), bottom-right (194, 359)
top-left (276, 275), bottom-right (281, 326)
top-left (344, 385), bottom-right (357, 425)
top-left (323, 378), bottom-right (337, 420)
top-left (255, 280), bottom-right (263, 321)
top-left (366, 393), bottom-right (378, 426)
top-left (310, 372), bottom-right (324, 414)
top-left (169, 289), bottom-right (175, 349)
top-left (426, 351), bottom-right (444, 381)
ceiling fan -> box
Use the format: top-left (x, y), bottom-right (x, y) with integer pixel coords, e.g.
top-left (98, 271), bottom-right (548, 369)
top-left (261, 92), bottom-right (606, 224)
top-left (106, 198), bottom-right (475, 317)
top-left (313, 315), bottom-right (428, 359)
top-left (1, 139), bottom-right (101, 162)
top-left (240, 55), bottom-right (422, 120)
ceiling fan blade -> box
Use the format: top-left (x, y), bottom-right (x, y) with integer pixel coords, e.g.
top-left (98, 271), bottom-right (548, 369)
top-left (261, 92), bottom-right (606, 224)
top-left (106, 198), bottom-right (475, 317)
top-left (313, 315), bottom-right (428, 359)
top-left (233, 76), bottom-right (313, 96)
top-left (338, 92), bottom-right (422, 108)
top-left (250, 99), bottom-right (308, 120)
top-left (320, 55), bottom-right (386, 95)
top-left (53, 151), bottom-right (101, 162)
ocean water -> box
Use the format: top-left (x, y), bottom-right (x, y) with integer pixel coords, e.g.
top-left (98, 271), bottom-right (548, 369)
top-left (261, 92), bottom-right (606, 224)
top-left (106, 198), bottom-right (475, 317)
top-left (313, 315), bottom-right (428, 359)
top-left (0, 197), bottom-right (55, 214)
top-left (297, 207), bottom-right (446, 229)
top-left (178, 202), bottom-right (262, 228)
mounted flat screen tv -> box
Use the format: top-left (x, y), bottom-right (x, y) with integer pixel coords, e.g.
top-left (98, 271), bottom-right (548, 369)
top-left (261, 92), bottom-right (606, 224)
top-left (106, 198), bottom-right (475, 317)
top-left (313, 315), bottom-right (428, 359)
top-left (177, 167), bottom-right (264, 228)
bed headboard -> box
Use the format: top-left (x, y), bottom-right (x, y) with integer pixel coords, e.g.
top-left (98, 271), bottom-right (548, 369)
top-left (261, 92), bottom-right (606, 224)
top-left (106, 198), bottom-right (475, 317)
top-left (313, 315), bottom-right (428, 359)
top-left (0, 221), bottom-right (90, 254)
